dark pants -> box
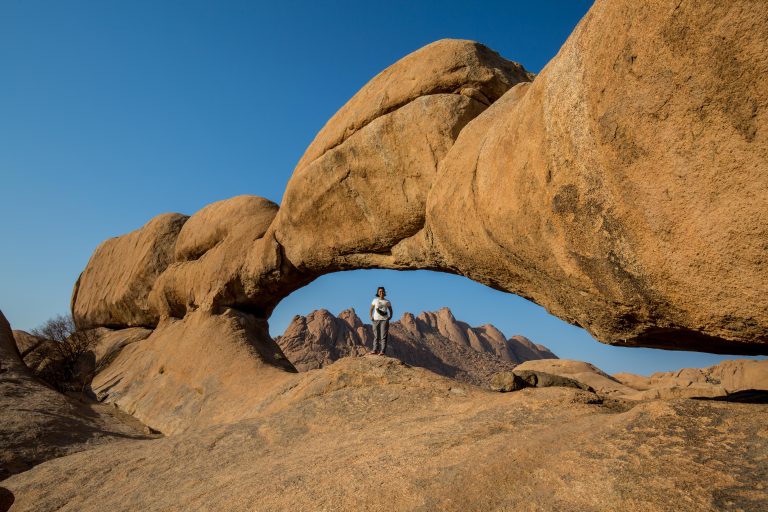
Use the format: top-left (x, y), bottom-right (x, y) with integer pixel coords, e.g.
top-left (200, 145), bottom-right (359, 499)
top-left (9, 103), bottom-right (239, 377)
top-left (373, 320), bottom-right (389, 353)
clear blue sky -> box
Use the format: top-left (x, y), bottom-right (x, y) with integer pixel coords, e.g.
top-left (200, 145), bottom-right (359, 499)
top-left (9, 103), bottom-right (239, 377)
top-left (1, 0), bottom-right (762, 375)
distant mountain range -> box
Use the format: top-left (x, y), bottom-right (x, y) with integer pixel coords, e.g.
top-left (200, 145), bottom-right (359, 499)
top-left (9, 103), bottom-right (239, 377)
top-left (275, 307), bottom-right (556, 387)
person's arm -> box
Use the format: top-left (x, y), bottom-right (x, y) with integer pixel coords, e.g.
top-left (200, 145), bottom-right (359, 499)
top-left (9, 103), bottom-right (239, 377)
top-left (387, 303), bottom-right (393, 320)
top-left (369, 303), bottom-right (375, 321)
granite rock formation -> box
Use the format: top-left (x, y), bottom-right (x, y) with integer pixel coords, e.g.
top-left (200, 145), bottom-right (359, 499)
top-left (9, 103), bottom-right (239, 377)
top-left (426, 1), bottom-right (768, 354)
top-left (614, 359), bottom-right (768, 400)
top-left (5, 357), bottom-right (768, 511)
top-left (70, 2), bottom-right (767, 356)
top-left (11, 327), bottom-right (151, 389)
top-left (10, 330), bottom-right (51, 375)
top-left (511, 369), bottom-right (595, 392)
top-left (74, 40), bottom-right (532, 332)
top-left (5, 2), bottom-right (768, 508)
top-left (0, 310), bottom-right (154, 480)
top-left (55, 0), bottom-right (767, 445)
top-left (275, 307), bottom-right (556, 386)
top-left (514, 358), bottom-right (768, 401)
top-left (90, 308), bottom-right (297, 435)
top-left (515, 359), bottom-right (638, 398)
top-left (72, 213), bottom-right (188, 328)
top-left (411, 307), bottom-right (556, 361)
top-left (11, 330), bottom-right (44, 360)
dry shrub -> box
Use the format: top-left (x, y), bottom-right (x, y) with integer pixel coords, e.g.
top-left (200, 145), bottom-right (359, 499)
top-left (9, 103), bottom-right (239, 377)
top-left (30, 315), bottom-right (99, 392)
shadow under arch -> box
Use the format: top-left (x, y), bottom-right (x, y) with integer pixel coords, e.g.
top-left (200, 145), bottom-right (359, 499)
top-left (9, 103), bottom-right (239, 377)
top-left (0, 487), bottom-right (13, 512)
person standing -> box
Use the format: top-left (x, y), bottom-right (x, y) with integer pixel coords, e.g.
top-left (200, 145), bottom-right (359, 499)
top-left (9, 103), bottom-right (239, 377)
top-left (369, 286), bottom-right (393, 355)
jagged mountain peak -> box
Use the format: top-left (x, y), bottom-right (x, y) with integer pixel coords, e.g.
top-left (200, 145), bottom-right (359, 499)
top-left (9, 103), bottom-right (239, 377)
top-left (275, 307), bottom-right (557, 386)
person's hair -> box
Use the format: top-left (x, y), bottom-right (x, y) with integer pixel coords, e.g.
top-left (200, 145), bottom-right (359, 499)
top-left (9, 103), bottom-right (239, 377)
top-left (376, 286), bottom-right (386, 295)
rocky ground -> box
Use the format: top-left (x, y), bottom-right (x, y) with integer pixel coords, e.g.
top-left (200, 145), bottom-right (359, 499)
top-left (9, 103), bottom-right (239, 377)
top-left (3, 306), bottom-right (767, 511)
top-left (4, 356), bottom-right (767, 512)
top-left (0, 312), bottom-right (157, 483)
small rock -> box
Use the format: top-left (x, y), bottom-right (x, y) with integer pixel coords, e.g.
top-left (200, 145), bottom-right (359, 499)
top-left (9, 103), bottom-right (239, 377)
top-left (490, 372), bottom-right (526, 392)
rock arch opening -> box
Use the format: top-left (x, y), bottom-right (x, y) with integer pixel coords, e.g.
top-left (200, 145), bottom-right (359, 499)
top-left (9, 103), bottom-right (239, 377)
top-left (269, 268), bottom-right (562, 385)
top-left (270, 268), bottom-right (767, 377)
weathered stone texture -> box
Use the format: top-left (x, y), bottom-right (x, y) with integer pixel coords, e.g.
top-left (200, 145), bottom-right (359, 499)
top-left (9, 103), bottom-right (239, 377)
top-left (72, 3), bottom-right (768, 358)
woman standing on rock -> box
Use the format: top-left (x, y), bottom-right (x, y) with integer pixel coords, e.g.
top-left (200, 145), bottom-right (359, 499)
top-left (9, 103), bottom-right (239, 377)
top-left (369, 287), bottom-right (393, 355)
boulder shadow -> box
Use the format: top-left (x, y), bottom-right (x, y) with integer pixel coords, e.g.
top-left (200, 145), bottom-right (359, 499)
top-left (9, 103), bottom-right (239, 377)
top-left (693, 389), bottom-right (768, 404)
top-left (0, 487), bottom-right (14, 512)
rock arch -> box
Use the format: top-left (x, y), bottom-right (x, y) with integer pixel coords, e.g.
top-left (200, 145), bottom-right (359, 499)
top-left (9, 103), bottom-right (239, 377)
top-left (67, 0), bottom-right (768, 434)
top-left (73, 0), bottom-right (768, 360)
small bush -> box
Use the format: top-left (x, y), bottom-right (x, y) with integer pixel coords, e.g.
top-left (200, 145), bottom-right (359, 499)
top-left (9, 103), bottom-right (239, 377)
top-left (30, 314), bottom-right (99, 392)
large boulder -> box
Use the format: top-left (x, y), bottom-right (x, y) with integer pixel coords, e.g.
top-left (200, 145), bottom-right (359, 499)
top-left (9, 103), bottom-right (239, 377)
top-left (273, 94), bottom-right (486, 272)
top-left (72, 213), bottom-right (188, 328)
top-left (91, 309), bottom-right (297, 434)
top-left (173, 195), bottom-right (277, 263)
top-left (614, 358), bottom-right (768, 399)
top-left (295, 38), bottom-right (532, 170)
top-left (512, 369), bottom-right (595, 392)
top-left (11, 330), bottom-right (44, 360)
top-left (427, 0), bottom-right (768, 353)
top-left (515, 359), bottom-right (636, 397)
top-left (0, 311), bottom-right (26, 378)
top-left (271, 39), bottom-right (532, 273)
top-left (149, 195), bottom-right (286, 318)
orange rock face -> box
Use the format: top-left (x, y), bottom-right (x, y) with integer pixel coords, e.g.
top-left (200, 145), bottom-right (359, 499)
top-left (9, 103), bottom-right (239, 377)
top-left (427, 0), bottom-right (768, 353)
top-left (72, 3), bottom-right (767, 361)
top-left (90, 308), bottom-right (296, 435)
top-left (295, 39), bottom-right (533, 171)
top-left (72, 213), bottom-right (188, 328)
